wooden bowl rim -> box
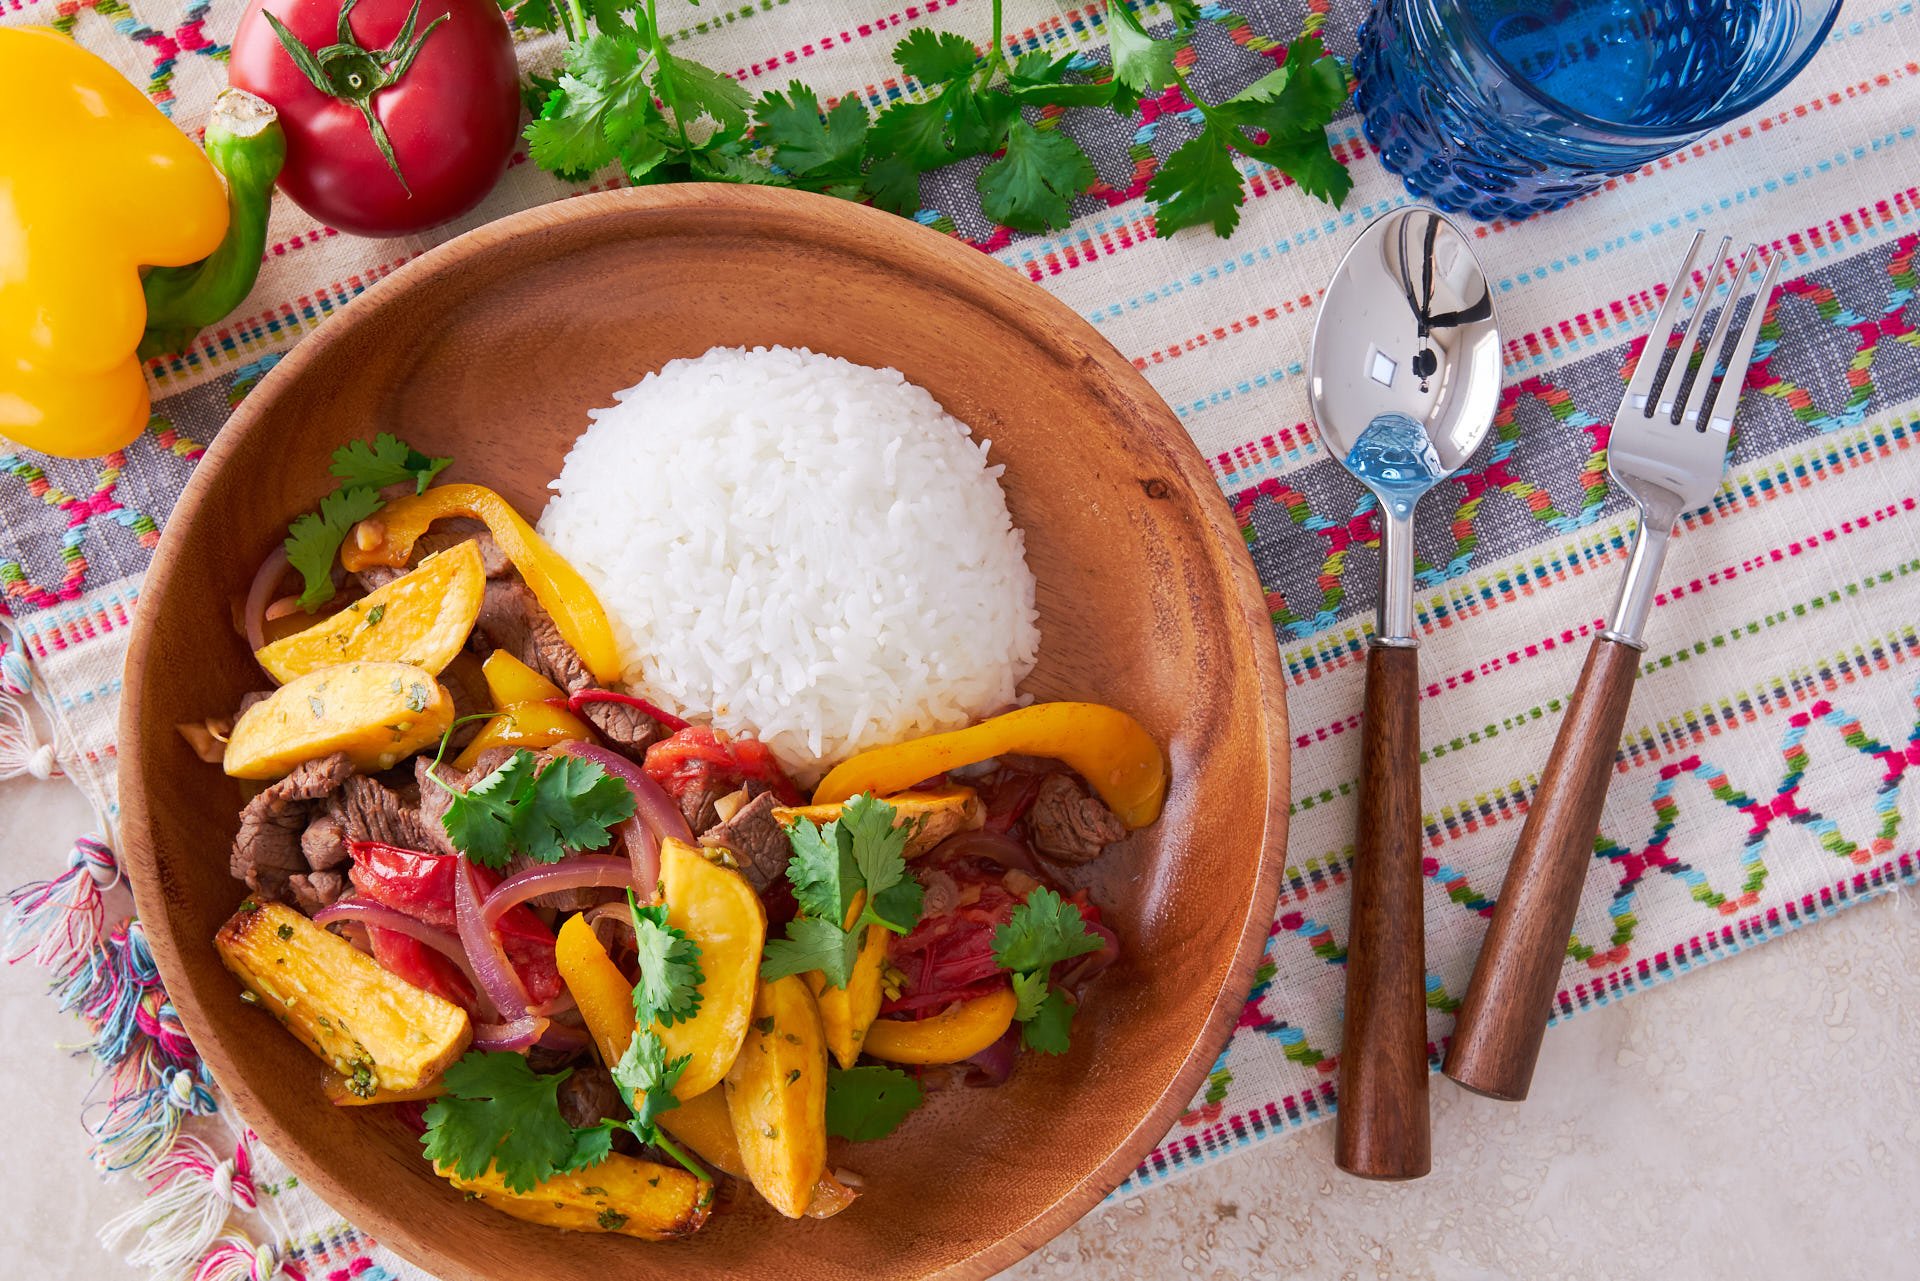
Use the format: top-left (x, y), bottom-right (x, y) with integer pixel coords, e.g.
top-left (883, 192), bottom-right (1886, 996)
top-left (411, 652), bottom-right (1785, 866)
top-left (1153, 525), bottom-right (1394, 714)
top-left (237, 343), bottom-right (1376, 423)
top-left (118, 183), bottom-right (1290, 1280)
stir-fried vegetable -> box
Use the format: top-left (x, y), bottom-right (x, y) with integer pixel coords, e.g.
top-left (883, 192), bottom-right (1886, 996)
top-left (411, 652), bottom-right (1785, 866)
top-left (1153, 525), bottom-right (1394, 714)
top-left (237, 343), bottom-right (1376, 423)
top-left (254, 540), bottom-right (485, 683)
top-left (222, 662), bottom-right (452, 779)
top-left (761, 794), bottom-right (922, 989)
top-left (724, 976), bottom-right (830, 1219)
top-left (862, 987), bottom-right (1019, 1066)
top-left (654, 839), bottom-right (767, 1099)
top-left (814, 702), bottom-right (1170, 829)
top-left (341, 483), bottom-right (624, 683)
top-left (772, 783), bottom-right (985, 860)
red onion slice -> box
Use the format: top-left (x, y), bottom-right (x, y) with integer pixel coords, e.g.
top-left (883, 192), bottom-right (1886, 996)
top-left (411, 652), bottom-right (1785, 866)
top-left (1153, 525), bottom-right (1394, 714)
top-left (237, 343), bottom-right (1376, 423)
top-left (478, 856), bottom-right (633, 928)
top-left (243, 545), bottom-right (291, 655)
top-left (962, 1025), bottom-right (1020, 1086)
top-left (1058, 919), bottom-right (1120, 997)
top-left (550, 740), bottom-right (689, 896)
top-left (314, 898), bottom-right (499, 1019)
top-left (472, 1015), bottom-right (548, 1052)
top-left (536, 1020), bottom-right (592, 1053)
top-left (454, 858), bottom-right (532, 1020)
top-left (923, 829), bottom-right (1041, 875)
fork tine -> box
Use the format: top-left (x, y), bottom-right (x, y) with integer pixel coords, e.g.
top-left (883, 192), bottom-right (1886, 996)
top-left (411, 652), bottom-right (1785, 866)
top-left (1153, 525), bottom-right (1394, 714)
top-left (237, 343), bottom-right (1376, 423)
top-left (1678, 244), bottom-right (1763, 431)
top-left (1655, 235), bottom-right (1733, 420)
top-left (1624, 231), bottom-right (1707, 416)
top-left (1703, 251), bottom-right (1782, 436)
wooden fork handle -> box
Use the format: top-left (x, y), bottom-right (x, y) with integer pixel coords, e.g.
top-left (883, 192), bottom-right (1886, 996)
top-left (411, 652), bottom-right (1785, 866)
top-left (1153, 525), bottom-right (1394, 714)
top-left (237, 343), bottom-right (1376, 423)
top-left (1335, 642), bottom-right (1430, 1180)
top-left (1443, 634), bottom-right (1642, 1101)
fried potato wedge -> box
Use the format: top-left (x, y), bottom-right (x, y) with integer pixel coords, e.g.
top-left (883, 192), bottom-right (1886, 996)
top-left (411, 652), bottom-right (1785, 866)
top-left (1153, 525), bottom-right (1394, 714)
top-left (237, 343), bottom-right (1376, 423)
top-left (216, 901), bottom-right (470, 1093)
top-left (254, 541), bottom-right (485, 683)
top-left (658, 838), bottom-right (766, 1099)
top-left (808, 922), bottom-right (890, 1070)
top-left (773, 783), bottom-right (984, 859)
top-left (437, 1153), bottom-right (712, 1240)
top-left (222, 661), bottom-right (452, 780)
top-left (724, 976), bottom-right (829, 1219)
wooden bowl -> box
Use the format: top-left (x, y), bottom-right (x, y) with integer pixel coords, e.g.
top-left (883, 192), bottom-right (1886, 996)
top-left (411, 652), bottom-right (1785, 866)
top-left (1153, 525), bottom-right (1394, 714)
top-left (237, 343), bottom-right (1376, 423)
top-left (119, 185), bottom-right (1289, 1280)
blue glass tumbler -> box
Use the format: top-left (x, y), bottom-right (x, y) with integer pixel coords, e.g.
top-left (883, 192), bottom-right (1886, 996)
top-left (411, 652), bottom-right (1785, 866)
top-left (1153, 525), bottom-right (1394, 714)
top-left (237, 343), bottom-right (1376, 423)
top-left (1354, 0), bottom-right (1843, 221)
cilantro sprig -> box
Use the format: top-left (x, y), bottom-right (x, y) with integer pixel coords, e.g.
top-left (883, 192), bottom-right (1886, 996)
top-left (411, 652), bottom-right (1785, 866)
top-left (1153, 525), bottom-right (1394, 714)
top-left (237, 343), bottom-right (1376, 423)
top-left (433, 748), bottom-right (636, 869)
top-left (761, 793), bottom-right (922, 989)
top-left (628, 890), bottom-right (704, 1028)
top-left (421, 1052), bottom-right (618, 1192)
top-left (991, 887), bottom-right (1103, 1055)
top-left (281, 433), bottom-right (450, 611)
top-left (514, 0), bottom-right (1348, 239)
top-left (825, 1065), bottom-right (924, 1141)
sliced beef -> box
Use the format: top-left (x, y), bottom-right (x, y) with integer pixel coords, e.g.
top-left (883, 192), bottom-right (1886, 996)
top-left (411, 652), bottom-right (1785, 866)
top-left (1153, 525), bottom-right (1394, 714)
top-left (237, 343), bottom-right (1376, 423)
top-left (699, 791), bottom-right (788, 893)
top-left (302, 772), bottom-right (454, 867)
top-left (232, 753), bottom-right (355, 905)
top-left (556, 1064), bottom-right (627, 1128)
top-left (287, 870), bottom-right (347, 914)
top-left (1027, 773), bottom-right (1125, 863)
top-left (438, 653), bottom-right (492, 753)
top-left (471, 578), bottom-right (592, 692)
top-left (579, 698), bottom-right (667, 758)
top-left (353, 522), bottom-right (512, 594)
top-left (676, 776), bottom-right (729, 835)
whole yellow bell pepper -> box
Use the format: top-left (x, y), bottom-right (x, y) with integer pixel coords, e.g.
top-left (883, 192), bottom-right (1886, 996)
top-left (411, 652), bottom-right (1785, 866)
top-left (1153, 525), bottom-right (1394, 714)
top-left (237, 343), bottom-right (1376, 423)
top-left (342, 484), bottom-right (624, 685)
top-left (814, 702), bottom-right (1169, 828)
top-left (0, 31), bottom-right (283, 458)
top-left (861, 986), bottom-right (1019, 1065)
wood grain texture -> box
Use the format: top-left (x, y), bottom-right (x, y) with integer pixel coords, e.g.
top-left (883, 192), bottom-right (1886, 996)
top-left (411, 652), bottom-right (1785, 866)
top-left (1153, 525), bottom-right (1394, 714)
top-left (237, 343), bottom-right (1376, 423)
top-left (1444, 634), bottom-right (1642, 1101)
top-left (115, 185), bottom-right (1291, 1281)
top-left (1335, 641), bottom-right (1430, 1181)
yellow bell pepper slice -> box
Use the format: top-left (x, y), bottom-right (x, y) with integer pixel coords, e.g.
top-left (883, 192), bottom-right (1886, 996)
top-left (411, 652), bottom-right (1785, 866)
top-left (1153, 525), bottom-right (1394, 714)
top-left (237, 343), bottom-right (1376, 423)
top-left (556, 912), bottom-right (636, 1069)
top-left (452, 701), bottom-right (596, 770)
top-left (340, 484), bottom-right (623, 684)
top-left (814, 703), bottom-right (1168, 828)
top-left (481, 650), bottom-right (566, 706)
top-left (861, 986), bottom-right (1018, 1065)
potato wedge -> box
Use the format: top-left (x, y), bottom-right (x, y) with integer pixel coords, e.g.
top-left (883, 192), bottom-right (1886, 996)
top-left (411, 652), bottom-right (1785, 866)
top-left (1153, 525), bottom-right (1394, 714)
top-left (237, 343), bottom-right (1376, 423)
top-left (808, 922), bottom-right (890, 1070)
top-left (658, 838), bottom-right (766, 1099)
top-left (254, 541), bottom-right (485, 684)
top-left (862, 986), bottom-right (1018, 1065)
top-left (216, 901), bottom-right (470, 1093)
top-left (724, 976), bottom-right (829, 1219)
top-left (659, 1089), bottom-right (861, 1218)
top-left (437, 1153), bottom-right (712, 1240)
top-left (222, 661), bottom-right (453, 780)
top-left (773, 783), bottom-right (984, 859)
top-left (320, 1070), bottom-right (444, 1107)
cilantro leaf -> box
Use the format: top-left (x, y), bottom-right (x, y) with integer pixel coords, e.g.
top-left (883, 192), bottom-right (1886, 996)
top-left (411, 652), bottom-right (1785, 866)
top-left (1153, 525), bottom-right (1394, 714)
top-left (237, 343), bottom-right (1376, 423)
top-left (893, 28), bottom-right (979, 84)
top-left (421, 1052), bottom-right (601, 1193)
top-left (1019, 986), bottom-right (1076, 1055)
top-left (630, 898), bottom-right (705, 1028)
top-left (783, 813), bottom-right (861, 925)
top-left (1222, 37), bottom-right (1352, 206)
top-left (867, 95), bottom-right (956, 170)
top-left (1105, 1), bottom-right (1178, 100)
top-left (439, 750), bottom-right (634, 868)
top-left (508, 753), bottom-right (635, 863)
top-left (841, 794), bottom-right (922, 934)
top-left (977, 119), bottom-right (1096, 232)
top-left (329, 434), bottom-right (452, 495)
top-left (760, 914), bottom-right (863, 988)
top-left (991, 887), bottom-right (1103, 974)
top-left (1001, 53), bottom-right (1118, 108)
top-left (825, 1065), bottom-right (925, 1141)
top-left (1145, 125), bottom-right (1246, 238)
top-left (609, 1028), bottom-right (689, 1135)
top-left (757, 82), bottom-right (869, 182)
top-left (1010, 969), bottom-right (1051, 1022)
top-left (862, 153), bottom-right (923, 214)
top-left (525, 31), bottom-right (651, 180)
top-left (657, 53), bottom-right (751, 140)
top-left (284, 485), bottom-right (384, 612)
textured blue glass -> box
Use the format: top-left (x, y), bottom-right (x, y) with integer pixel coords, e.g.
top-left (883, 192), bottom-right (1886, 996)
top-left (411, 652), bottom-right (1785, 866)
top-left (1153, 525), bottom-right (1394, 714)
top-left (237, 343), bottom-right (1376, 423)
top-left (1355, 0), bottom-right (1842, 221)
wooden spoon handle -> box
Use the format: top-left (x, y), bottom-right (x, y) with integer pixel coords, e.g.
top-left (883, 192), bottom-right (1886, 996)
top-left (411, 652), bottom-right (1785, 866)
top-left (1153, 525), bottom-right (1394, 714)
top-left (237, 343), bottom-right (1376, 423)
top-left (1443, 634), bottom-right (1642, 1101)
top-left (1335, 641), bottom-right (1430, 1180)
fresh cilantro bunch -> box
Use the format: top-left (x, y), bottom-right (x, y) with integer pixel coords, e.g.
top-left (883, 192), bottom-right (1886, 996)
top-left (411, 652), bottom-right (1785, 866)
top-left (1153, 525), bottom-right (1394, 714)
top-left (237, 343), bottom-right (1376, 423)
top-left (760, 793), bottom-right (923, 988)
top-left (435, 748), bottom-right (636, 869)
top-left (421, 1052), bottom-right (620, 1191)
top-left (513, 0), bottom-right (1349, 239)
top-left (992, 887), bottom-right (1103, 1054)
top-left (521, 0), bottom-right (765, 185)
top-left (825, 1064), bottom-right (924, 1141)
top-left (282, 433), bottom-right (450, 610)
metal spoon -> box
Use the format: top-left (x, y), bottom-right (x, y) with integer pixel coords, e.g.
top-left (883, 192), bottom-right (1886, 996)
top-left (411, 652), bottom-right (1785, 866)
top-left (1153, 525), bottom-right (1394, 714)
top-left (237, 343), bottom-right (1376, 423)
top-left (1307, 206), bottom-right (1501, 1181)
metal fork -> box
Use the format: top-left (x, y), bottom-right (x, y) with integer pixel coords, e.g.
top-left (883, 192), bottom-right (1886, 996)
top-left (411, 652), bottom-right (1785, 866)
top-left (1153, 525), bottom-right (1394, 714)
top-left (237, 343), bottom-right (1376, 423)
top-left (1442, 232), bottom-right (1782, 1102)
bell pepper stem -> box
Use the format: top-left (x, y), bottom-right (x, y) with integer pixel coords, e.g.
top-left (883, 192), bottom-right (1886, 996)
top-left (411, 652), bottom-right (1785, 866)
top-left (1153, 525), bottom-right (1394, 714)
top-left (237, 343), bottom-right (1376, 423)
top-left (138, 90), bottom-right (286, 361)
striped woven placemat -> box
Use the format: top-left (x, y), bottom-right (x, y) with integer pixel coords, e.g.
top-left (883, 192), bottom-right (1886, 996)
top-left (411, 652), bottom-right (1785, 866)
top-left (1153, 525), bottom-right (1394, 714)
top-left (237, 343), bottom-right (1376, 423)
top-left (4, 1), bottom-right (1917, 1276)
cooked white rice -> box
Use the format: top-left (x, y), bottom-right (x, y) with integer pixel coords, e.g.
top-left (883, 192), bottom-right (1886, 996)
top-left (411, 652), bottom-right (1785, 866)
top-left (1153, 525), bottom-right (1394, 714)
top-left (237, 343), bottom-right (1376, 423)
top-left (537, 346), bottom-right (1040, 779)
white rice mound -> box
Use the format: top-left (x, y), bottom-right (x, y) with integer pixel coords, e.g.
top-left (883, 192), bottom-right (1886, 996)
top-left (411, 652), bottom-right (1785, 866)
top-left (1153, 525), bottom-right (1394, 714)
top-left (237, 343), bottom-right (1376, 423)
top-left (538, 346), bottom-right (1041, 779)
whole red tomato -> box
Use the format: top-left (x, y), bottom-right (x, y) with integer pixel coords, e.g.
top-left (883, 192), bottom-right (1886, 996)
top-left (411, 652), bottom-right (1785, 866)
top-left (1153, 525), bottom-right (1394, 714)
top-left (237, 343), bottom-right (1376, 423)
top-left (229, 0), bottom-right (519, 237)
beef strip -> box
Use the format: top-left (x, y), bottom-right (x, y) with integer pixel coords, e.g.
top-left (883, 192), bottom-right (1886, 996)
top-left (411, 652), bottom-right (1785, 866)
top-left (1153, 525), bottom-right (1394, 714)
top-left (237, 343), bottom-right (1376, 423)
top-left (302, 772), bottom-right (456, 870)
top-left (286, 870), bottom-right (347, 914)
top-left (1027, 773), bottom-right (1125, 863)
top-left (471, 578), bottom-right (592, 692)
top-left (677, 776), bottom-right (728, 834)
top-left (231, 753), bottom-right (355, 906)
top-left (353, 522), bottom-right (512, 593)
top-left (699, 791), bottom-right (788, 893)
top-left (556, 1063), bottom-right (626, 1127)
top-left (580, 698), bottom-right (667, 758)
